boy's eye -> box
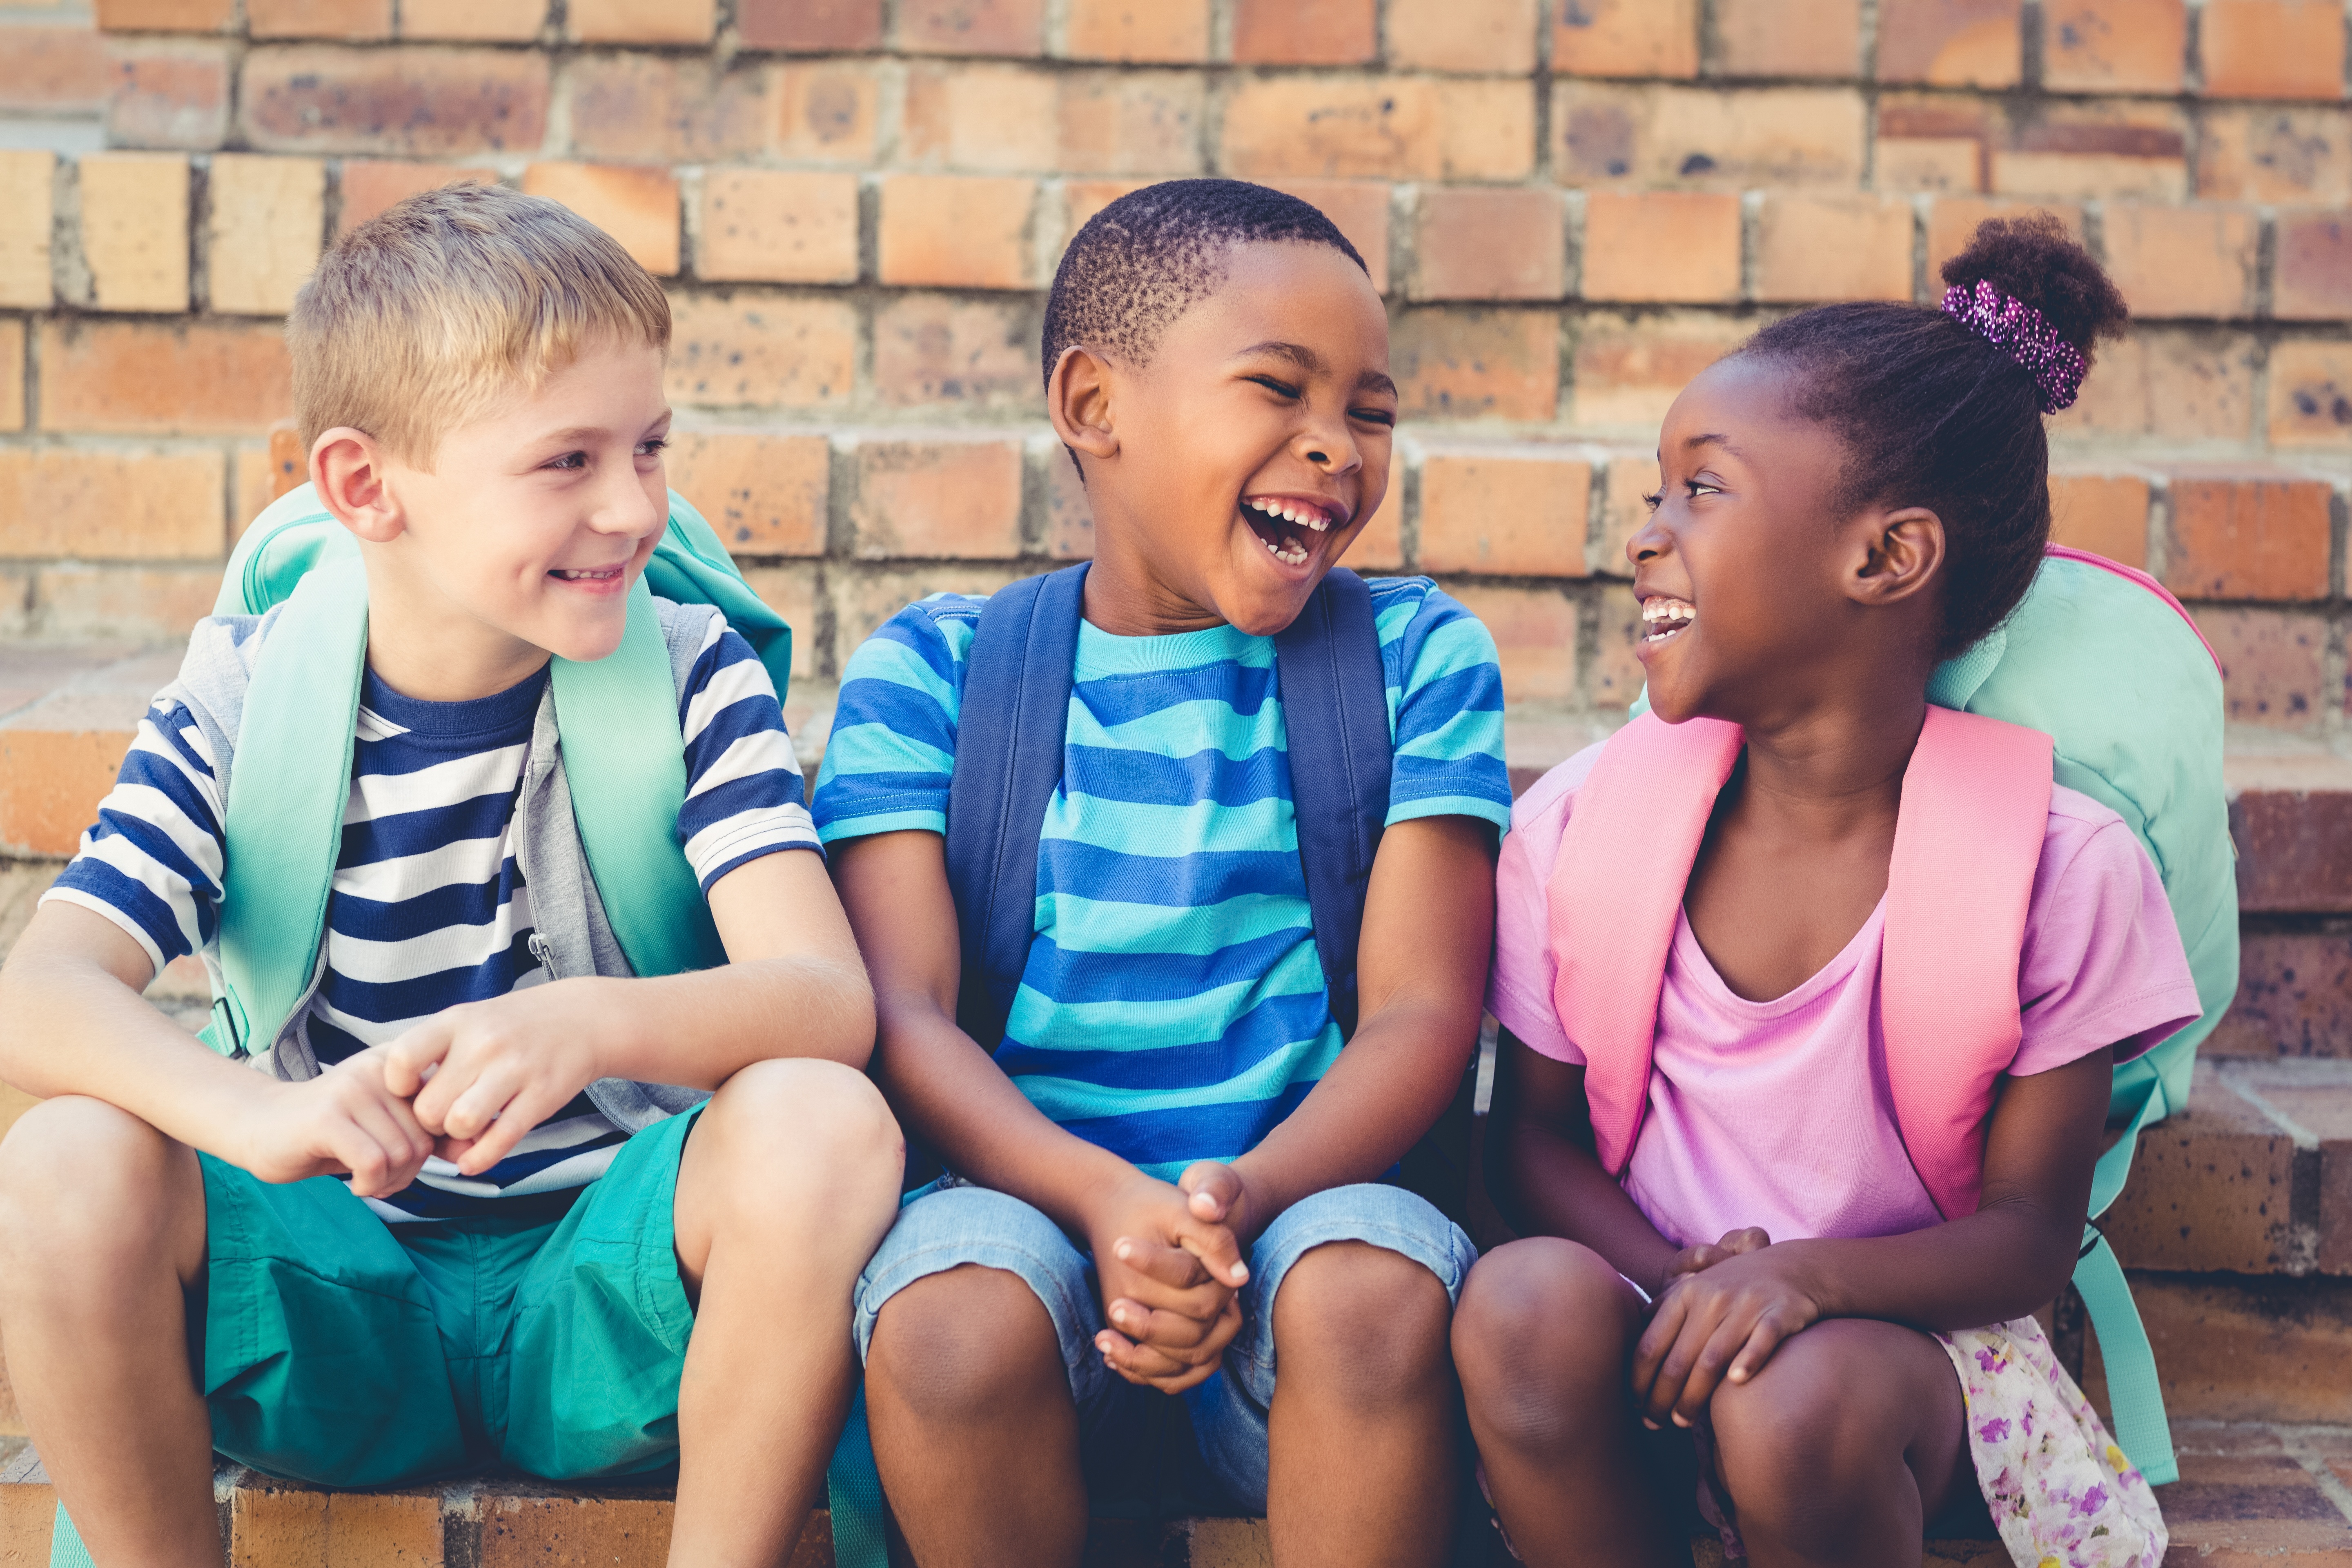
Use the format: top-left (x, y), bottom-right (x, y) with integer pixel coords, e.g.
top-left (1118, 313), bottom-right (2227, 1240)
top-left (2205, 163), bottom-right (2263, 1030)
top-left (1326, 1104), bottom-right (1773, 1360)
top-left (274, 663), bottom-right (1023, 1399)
top-left (1247, 375), bottom-right (1302, 400)
top-left (545, 451), bottom-right (587, 472)
top-left (1350, 407), bottom-right (1395, 427)
top-left (637, 437), bottom-right (670, 457)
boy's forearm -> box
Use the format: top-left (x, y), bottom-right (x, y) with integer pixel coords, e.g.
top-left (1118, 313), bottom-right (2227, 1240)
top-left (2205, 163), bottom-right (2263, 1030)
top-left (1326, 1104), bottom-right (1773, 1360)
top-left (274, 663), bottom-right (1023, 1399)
top-left (572, 952), bottom-right (878, 1090)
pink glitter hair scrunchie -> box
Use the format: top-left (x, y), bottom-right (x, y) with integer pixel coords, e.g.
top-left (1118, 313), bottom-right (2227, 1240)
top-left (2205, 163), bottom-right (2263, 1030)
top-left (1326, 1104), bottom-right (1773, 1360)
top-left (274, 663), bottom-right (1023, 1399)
top-left (1941, 278), bottom-right (2087, 414)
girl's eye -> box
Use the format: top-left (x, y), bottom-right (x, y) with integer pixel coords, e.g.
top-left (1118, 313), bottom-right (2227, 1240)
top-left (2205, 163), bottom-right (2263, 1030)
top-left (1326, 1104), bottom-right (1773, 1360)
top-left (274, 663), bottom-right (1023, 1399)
top-left (1688, 479), bottom-right (1720, 497)
top-left (1642, 490), bottom-right (1663, 512)
top-left (1248, 375), bottom-right (1302, 400)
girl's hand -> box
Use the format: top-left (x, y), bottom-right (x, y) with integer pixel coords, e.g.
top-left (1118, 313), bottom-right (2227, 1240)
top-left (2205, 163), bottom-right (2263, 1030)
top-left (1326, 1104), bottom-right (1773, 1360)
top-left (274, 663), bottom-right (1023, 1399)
top-left (1656, 1224), bottom-right (1772, 1296)
top-left (1632, 1237), bottom-right (1823, 1430)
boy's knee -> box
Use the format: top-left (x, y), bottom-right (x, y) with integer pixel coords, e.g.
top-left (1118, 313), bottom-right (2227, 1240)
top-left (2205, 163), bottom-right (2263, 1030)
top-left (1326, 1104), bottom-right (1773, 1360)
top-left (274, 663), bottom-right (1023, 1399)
top-left (701, 1058), bottom-right (903, 1202)
top-left (1274, 1240), bottom-right (1453, 1405)
top-left (0, 1097), bottom-right (187, 1275)
top-left (868, 1265), bottom-right (1065, 1430)
top-left (1453, 1240), bottom-right (1632, 1433)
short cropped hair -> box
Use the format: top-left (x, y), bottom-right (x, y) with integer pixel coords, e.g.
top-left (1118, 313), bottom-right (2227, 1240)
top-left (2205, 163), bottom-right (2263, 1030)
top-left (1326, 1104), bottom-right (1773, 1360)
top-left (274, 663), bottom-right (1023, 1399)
top-left (1040, 178), bottom-right (1369, 387)
top-left (289, 183), bottom-right (670, 466)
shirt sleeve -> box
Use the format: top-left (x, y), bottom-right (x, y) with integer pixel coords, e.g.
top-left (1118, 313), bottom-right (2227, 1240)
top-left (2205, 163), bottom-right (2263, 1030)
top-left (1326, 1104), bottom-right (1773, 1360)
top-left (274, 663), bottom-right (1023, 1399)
top-left (809, 596), bottom-right (981, 846)
top-left (675, 618), bottom-right (822, 891)
top-left (1377, 582), bottom-right (1514, 833)
top-left (1482, 746), bottom-right (1601, 1063)
top-left (40, 692), bottom-right (228, 976)
top-left (2009, 804), bottom-right (2204, 1078)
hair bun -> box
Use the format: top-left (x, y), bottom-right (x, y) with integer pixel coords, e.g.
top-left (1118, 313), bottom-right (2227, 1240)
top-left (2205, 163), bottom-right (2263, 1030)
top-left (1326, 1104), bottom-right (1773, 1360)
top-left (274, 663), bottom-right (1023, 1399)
top-left (1939, 212), bottom-right (2129, 359)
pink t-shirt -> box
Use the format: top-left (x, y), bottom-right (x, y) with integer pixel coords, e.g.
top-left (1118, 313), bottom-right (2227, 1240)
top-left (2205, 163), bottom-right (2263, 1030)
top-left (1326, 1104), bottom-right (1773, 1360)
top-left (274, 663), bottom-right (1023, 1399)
top-left (1486, 743), bottom-right (2203, 1250)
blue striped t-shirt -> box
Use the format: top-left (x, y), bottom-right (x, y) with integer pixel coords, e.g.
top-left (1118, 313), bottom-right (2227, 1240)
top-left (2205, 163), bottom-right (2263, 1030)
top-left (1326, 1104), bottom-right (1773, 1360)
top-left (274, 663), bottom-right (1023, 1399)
top-left (46, 608), bottom-right (820, 1221)
top-left (811, 577), bottom-right (1512, 1180)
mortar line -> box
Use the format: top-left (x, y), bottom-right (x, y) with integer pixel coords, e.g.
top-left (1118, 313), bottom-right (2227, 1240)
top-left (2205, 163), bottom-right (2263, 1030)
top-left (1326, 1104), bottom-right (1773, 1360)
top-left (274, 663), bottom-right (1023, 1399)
top-left (2274, 1424), bottom-right (2352, 1527)
top-left (2217, 1067), bottom-right (2322, 1150)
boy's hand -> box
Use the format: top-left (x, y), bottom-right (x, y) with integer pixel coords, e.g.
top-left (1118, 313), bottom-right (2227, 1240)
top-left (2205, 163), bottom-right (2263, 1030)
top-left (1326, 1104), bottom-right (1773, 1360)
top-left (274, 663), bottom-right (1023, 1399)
top-left (237, 1046), bottom-right (437, 1197)
top-left (1632, 1231), bottom-right (1821, 1431)
top-left (1087, 1170), bottom-right (1252, 1394)
top-left (381, 982), bottom-right (605, 1176)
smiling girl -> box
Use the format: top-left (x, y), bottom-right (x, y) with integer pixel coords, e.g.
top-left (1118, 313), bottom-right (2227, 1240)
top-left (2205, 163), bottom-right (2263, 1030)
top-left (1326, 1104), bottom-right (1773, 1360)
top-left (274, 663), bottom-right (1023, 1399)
top-left (1452, 217), bottom-right (2198, 1568)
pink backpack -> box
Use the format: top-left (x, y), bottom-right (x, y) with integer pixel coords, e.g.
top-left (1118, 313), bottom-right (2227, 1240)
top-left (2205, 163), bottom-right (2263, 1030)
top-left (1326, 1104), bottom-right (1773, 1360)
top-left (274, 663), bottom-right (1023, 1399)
top-left (1544, 704), bottom-right (2053, 1220)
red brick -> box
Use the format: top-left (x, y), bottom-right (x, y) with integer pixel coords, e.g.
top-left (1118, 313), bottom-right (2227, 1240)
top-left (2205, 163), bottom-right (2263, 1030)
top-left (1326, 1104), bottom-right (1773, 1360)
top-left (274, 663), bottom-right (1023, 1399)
top-left (93, 0), bottom-right (231, 30)
top-left (1877, 0), bottom-right (2022, 86)
top-left (0, 447), bottom-right (225, 560)
top-left (1580, 190), bottom-right (1740, 304)
top-left (477, 1492), bottom-right (672, 1567)
top-left (1224, 75), bottom-right (1535, 182)
top-left (666, 293), bottom-right (857, 410)
top-left (2230, 754), bottom-right (2352, 910)
top-left (774, 62), bottom-right (884, 164)
top-left (665, 432), bottom-right (829, 557)
top-left (2047, 471), bottom-right (2152, 566)
top-left (2275, 211), bottom-right (2352, 321)
top-left (877, 174), bottom-right (1038, 289)
top-left (2195, 106), bottom-right (2351, 202)
top-left (566, 55), bottom-right (773, 164)
top-left (2041, 0), bottom-right (2186, 92)
top-left (1348, 478), bottom-right (1404, 571)
top-left (2053, 327), bottom-right (2256, 445)
top-left (893, 0), bottom-right (1044, 56)
top-left (521, 162), bottom-right (679, 275)
top-left (1550, 0), bottom-right (1696, 79)
top-left (398, 0), bottom-right (545, 40)
top-left (1393, 0), bottom-right (1539, 74)
top-left (241, 46), bottom-right (549, 156)
top-left (1230, 0), bottom-right (1375, 65)
top-left (1571, 310), bottom-right (1746, 430)
top-left (566, 0), bottom-right (714, 44)
top-left (1411, 187), bottom-right (1562, 303)
top-left (0, 321), bottom-right (22, 433)
top-left (1925, 196), bottom-right (2082, 282)
top-left (2210, 931), bottom-right (2352, 1057)
top-left (2100, 1061), bottom-right (2301, 1274)
top-left (335, 161), bottom-right (494, 233)
top-left (851, 435), bottom-right (1025, 559)
top-left (833, 564), bottom-right (1025, 653)
top-left (205, 154), bottom-right (326, 316)
top-left (1753, 192), bottom-right (1913, 303)
top-left (248, 0), bottom-right (390, 38)
top-left (2199, 0), bottom-right (2348, 101)
top-left (2268, 341), bottom-right (2352, 448)
top-left (735, 565), bottom-right (818, 682)
top-left (695, 168), bottom-right (858, 285)
top-left (737, 0), bottom-right (882, 50)
top-left (1588, 583), bottom-right (1649, 712)
top-left (1042, 446), bottom-right (1094, 560)
top-left (1989, 100), bottom-right (2188, 200)
top-left (1713, 0), bottom-right (1860, 77)
top-left (2082, 1275), bottom-right (2352, 1424)
top-left (1448, 586), bottom-right (1576, 704)
top-left (226, 1477), bottom-right (443, 1566)
top-left (27, 563), bottom-right (220, 643)
top-left (2098, 201), bottom-right (2257, 319)
top-left (1061, 0), bottom-right (1207, 62)
top-left (1390, 307), bottom-right (1559, 423)
top-left (2163, 470), bottom-right (2333, 600)
top-left (77, 153), bottom-right (189, 312)
top-left (0, 151), bottom-right (56, 310)
top-left (1056, 71), bottom-right (1206, 175)
top-left (874, 294), bottom-right (1040, 415)
top-left (903, 62), bottom-right (1057, 169)
top-left (1264, 179), bottom-right (1390, 294)
top-left (1596, 450), bottom-right (1658, 574)
top-left (105, 39), bottom-right (230, 149)
top-left (2194, 607), bottom-right (2325, 726)
top-left (1417, 446), bottom-right (1590, 575)
top-left (39, 319), bottom-right (292, 437)
top-left (0, 27), bottom-right (111, 112)
top-left (1552, 81), bottom-right (1867, 189)
top-left (1058, 177), bottom-right (1152, 249)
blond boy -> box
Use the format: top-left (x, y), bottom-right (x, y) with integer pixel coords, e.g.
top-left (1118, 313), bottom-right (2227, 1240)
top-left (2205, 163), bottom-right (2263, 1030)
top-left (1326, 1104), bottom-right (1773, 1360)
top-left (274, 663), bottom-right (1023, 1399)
top-left (0, 185), bottom-right (900, 1565)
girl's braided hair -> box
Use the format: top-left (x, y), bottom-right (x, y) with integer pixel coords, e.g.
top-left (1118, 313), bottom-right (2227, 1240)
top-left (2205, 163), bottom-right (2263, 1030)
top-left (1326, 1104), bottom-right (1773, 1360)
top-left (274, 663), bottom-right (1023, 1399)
top-left (1737, 213), bottom-right (2131, 657)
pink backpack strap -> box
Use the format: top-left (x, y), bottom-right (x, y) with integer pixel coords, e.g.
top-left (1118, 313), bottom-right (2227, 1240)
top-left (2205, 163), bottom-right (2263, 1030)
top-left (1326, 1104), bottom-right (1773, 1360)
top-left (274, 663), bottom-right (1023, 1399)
top-left (1881, 706), bottom-right (2054, 1219)
top-left (1544, 713), bottom-right (1743, 1175)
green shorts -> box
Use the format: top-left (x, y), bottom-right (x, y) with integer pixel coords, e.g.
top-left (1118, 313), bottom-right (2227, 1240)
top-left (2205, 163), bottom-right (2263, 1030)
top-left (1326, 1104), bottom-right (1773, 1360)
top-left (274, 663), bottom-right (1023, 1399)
top-left (196, 1106), bottom-right (701, 1488)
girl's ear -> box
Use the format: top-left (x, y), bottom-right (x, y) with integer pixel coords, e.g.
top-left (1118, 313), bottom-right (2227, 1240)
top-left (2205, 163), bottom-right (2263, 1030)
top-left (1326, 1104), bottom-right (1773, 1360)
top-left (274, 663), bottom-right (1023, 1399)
top-left (1047, 345), bottom-right (1120, 463)
top-left (1849, 505), bottom-right (1945, 607)
top-left (311, 428), bottom-right (406, 544)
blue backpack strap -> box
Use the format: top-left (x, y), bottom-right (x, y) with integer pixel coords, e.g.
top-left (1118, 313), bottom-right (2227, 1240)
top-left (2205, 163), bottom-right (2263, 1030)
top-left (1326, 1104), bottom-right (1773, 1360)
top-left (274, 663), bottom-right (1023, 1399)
top-left (1271, 569), bottom-right (1392, 1035)
top-left (944, 563), bottom-right (1090, 1049)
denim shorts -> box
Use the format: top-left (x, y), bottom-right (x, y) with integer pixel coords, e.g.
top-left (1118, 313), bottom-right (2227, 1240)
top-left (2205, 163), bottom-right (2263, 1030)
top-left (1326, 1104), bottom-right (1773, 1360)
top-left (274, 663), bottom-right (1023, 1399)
top-left (853, 1178), bottom-right (1476, 1514)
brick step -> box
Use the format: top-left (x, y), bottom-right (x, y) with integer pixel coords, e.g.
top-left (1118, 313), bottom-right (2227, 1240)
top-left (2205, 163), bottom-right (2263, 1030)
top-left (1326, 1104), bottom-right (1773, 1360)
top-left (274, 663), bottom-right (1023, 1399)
top-left (6, 1425), bottom-right (2349, 1566)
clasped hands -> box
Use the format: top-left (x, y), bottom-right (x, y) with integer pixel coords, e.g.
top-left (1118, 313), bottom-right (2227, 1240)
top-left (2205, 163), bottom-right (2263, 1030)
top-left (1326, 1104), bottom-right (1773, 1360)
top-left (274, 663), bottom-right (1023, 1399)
top-left (1087, 1161), bottom-right (1258, 1394)
top-left (1630, 1225), bottom-right (1826, 1432)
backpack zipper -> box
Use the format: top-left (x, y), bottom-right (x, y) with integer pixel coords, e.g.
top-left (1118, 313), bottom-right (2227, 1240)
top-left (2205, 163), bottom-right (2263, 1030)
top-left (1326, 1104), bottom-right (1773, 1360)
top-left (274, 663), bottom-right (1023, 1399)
top-left (527, 930), bottom-right (557, 978)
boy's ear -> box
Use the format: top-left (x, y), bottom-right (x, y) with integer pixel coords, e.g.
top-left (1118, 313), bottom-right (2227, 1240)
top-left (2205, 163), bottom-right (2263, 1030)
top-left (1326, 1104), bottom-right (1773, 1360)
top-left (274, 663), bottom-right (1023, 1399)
top-left (1846, 505), bottom-right (1945, 608)
top-left (311, 428), bottom-right (405, 544)
top-left (1046, 345), bottom-right (1119, 464)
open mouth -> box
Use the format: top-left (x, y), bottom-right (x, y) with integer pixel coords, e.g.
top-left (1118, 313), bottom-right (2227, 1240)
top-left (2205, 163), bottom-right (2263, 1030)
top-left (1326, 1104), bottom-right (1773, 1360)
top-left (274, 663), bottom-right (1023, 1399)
top-left (1241, 495), bottom-right (1342, 569)
top-left (1641, 597), bottom-right (1695, 644)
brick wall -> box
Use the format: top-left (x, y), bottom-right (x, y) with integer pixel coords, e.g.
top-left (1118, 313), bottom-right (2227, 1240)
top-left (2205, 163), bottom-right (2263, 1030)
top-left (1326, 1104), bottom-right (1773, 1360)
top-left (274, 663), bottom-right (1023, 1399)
top-left (0, 0), bottom-right (2347, 729)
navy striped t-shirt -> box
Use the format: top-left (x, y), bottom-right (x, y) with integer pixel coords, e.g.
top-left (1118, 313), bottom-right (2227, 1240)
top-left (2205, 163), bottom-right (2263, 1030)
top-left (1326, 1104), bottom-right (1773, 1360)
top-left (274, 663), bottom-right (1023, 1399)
top-left (811, 577), bottom-right (1512, 1180)
top-left (46, 608), bottom-right (820, 1221)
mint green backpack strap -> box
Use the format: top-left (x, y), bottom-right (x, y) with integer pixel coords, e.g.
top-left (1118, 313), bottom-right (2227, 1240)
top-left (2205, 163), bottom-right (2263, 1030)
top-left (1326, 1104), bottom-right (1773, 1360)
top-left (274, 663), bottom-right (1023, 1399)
top-left (215, 558), bottom-right (369, 1056)
top-left (546, 577), bottom-right (727, 977)
top-left (2072, 1076), bottom-right (2177, 1486)
top-left (49, 1503), bottom-right (94, 1568)
top-left (827, 1387), bottom-right (890, 1568)
top-left (642, 490), bottom-right (793, 704)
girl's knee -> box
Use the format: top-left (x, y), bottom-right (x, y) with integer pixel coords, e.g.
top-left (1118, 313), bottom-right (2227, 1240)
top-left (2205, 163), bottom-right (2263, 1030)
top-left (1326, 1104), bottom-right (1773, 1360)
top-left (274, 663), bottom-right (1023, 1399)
top-left (1708, 1323), bottom-right (1916, 1506)
top-left (1454, 1240), bottom-right (1636, 1448)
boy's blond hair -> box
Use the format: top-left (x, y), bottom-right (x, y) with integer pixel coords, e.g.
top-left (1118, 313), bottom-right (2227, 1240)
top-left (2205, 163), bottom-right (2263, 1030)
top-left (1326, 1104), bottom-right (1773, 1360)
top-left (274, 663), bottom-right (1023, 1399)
top-left (289, 183), bottom-right (671, 466)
